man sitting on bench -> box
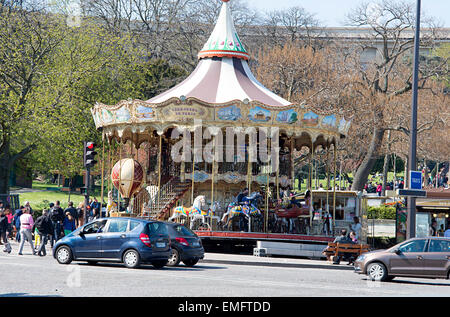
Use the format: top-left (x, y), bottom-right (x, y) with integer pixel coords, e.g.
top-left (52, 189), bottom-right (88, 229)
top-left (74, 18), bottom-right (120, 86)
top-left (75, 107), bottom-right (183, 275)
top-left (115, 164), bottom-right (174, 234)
top-left (332, 229), bottom-right (355, 265)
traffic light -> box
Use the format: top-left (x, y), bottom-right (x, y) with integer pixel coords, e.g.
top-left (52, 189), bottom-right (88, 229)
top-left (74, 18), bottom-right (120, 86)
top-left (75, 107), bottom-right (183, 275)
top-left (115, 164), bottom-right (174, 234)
top-left (83, 141), bottom-right (98, 168)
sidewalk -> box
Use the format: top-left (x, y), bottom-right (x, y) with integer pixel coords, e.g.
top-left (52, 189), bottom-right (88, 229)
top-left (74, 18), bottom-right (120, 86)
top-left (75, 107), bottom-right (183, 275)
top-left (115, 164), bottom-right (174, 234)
top-left (201, 252), bottom-right (355, 271)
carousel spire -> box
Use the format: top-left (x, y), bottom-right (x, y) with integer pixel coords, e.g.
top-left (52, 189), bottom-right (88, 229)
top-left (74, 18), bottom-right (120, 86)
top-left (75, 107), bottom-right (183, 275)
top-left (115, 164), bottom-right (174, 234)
top-left (198, 0), bottom-right (250, 60)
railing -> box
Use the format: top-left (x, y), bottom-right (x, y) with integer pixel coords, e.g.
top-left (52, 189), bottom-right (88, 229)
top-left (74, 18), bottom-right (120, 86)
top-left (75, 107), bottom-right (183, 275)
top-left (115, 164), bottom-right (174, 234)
top-left (133, 177), bottom-right (190, 219)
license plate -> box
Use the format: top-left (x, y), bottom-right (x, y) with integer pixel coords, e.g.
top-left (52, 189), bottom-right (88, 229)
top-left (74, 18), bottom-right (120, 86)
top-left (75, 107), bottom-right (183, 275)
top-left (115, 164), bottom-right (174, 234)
top-left (193, 241), bottom-right (200, 247)
top-left (156, 242), bottom-right (166, 248)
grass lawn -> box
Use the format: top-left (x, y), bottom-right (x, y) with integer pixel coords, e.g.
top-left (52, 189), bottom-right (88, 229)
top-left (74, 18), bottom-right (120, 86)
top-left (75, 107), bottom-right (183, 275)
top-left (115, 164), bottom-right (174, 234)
top-left (15, 181), bottom-right (105, 211)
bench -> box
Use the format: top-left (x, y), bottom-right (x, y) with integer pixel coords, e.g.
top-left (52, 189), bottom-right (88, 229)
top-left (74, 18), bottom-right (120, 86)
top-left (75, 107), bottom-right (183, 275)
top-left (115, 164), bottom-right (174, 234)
top-left (323, 242), bottom-right (370, 263)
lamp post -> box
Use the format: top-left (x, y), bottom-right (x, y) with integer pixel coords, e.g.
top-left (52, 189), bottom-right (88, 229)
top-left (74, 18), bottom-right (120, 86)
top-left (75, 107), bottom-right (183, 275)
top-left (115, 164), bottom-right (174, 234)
top-left (407, 0), bottom-right (421, 239)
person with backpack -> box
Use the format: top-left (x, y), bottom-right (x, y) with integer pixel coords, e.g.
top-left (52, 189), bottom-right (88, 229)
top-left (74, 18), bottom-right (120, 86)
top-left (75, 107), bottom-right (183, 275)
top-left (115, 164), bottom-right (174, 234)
top-left (33, 209), bottom-right (54, 256)
top-left (49, 201), bottom-right (64, 247)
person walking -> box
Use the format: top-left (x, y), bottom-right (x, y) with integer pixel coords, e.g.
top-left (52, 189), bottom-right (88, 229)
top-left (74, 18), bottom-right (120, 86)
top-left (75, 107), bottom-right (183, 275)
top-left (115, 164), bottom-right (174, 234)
top-left (49, 202), bottom-right (64, 247)
top-left (63, 212), bottom-right (76, 236)
top-left (18, 208), bottom-right (36, 255)
top-left (33, 209), bottom-right (54, 256)
top-left (13, 206), bottom-right (24, 242)
top-left (0, 210), bottom-right (11, 253)
top-left (4, 206), bottom-right (13, 240)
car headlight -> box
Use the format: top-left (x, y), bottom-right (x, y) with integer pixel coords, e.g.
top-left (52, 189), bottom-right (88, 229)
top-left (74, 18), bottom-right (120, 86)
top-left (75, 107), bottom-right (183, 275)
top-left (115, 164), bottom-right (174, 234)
top-left (356, 254), bottom-right (366, 262)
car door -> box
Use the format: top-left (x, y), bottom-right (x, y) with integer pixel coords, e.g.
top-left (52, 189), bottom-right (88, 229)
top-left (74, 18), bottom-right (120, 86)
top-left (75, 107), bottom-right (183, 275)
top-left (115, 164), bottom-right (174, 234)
top-left (422, 239), bottom-right (450, 278)
top-left (389, 239), bottom-right (428, 276)
top-left (74, 219), bottom-right (108, 258)
top-left (101, 219), bottom-right (130, 259)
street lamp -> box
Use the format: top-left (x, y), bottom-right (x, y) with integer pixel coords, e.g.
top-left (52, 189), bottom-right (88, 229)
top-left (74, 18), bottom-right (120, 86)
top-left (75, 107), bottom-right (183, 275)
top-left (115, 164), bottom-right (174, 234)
top-left (407, 0), bottom-right (421, 239)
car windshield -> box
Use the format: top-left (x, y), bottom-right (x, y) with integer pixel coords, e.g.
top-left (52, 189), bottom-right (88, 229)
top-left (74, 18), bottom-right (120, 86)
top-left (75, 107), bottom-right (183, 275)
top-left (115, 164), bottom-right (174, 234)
top-left (174, 225), bottom-right (196, 237)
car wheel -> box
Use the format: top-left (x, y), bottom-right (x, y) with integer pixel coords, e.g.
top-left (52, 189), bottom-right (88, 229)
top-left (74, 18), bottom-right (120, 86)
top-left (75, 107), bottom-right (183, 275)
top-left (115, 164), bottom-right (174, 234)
top-left (56, 246), bottom-right (73, 265)
top-left (123, 249), bottom-right (141, 269)
top-left (367, 262), bottom-right (388, 281)
top-left (183, 259), bottom-right (199, 267)
top-left (167, 248), bottom-right (181, 267)
top-left (152, 260), bottom-right (167, 269)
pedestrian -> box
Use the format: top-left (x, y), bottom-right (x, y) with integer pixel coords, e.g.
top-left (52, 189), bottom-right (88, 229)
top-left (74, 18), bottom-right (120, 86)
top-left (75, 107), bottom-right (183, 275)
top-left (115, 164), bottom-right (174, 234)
top-left (376, 183), bottom-right (382, 196)
top-left (0, 210), bottom-right (11, 253)
top-left (63, 212), bottom-right (76, 236)
top-left (33, 209), bottom-right (54, 256)
top-left (18, 208), bottom-right (36, 255)
top-left (64, 201), bottom-right (79, 228)
top-left (24, 201), bottom-right (33, 216)
top-left (429, 219), bottom-right (438, 237)
top-left (49, 202), bottom-right (64, 247)
top-left (444, 223), bottom-right (450, 238)
top-left (350, 216), bottom-right (362, 242)
top-left (76, 201), bottom-right (85, 227)
top-left (5, 206), bottom-right (14, 240)
top-left (13, 206), bottom-right (24, 242)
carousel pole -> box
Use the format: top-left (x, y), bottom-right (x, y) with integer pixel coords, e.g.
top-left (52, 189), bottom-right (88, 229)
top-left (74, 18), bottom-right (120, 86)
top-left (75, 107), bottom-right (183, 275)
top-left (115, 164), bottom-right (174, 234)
top-left (211, 135), bottom-right (216, 230)
top-left (100, 132), bottom-right (105, 206)
top-left (333, 143), bottom-right (337, 234)
top-left (265, 137), bottom-right (271, 233)
top-left (326, 144), bottom-right (330, 215)
top-left (157, 133), bottom-right (162, 211)
top-left (290, 138), bottom-right (295, 190)
top-left (119, 138), bottom-right (122, 210)
top-left (310, 140), bottom-right (314, 228)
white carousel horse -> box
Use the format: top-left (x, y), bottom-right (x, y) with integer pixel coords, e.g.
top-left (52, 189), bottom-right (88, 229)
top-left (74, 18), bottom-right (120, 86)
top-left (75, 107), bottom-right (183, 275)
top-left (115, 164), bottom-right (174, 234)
top-left (169, 195), bottom-right (208, 229)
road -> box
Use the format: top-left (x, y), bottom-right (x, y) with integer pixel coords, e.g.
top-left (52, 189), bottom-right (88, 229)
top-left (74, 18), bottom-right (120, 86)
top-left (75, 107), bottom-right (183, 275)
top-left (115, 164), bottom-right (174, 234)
top-left (0, 248), bottom-right (449, 298)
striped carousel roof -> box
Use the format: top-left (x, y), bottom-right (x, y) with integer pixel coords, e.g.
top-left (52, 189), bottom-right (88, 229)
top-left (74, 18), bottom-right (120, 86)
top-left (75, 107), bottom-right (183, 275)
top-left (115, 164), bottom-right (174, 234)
top-left (146, 0), bottom-right (292, 107)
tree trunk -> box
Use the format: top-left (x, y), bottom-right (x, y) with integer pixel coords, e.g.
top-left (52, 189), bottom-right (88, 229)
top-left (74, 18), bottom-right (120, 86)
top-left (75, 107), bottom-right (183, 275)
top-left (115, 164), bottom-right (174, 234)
top-left (351, 126), bottom-right (385, 191)
top-left (381, 153), bottom-right (390, 197)
top-left (0, 137), bottom-right (11, 195)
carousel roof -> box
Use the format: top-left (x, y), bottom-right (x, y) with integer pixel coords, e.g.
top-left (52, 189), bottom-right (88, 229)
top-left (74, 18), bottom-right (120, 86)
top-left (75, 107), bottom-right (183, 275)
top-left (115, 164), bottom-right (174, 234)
top-left (146, 0), bottom-right (292, 107)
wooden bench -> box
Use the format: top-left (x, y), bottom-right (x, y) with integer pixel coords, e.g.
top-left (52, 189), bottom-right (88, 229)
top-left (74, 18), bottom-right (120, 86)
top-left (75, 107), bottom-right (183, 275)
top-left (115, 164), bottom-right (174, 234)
top-left (323, 242), bottom-right (370, 263)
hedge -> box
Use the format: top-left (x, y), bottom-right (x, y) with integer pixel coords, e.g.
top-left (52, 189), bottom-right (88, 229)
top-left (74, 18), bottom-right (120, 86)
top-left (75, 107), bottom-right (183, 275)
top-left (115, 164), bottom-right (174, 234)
top-left (367, 206), bottom-right (396, 220)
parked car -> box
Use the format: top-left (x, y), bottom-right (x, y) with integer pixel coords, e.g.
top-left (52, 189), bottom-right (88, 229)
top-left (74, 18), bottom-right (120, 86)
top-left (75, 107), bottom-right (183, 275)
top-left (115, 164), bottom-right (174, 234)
top-left (53, 217), bottom-right (171, 269)
top-left (354, 237), bottom-right (450, 281)
top-left (165, 222), bottom-right (204, 267)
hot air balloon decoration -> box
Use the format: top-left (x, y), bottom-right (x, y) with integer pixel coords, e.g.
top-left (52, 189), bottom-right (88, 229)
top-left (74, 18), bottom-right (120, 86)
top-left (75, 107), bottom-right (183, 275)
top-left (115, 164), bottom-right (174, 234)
top-left (111, 158), bottom-right (144, 209)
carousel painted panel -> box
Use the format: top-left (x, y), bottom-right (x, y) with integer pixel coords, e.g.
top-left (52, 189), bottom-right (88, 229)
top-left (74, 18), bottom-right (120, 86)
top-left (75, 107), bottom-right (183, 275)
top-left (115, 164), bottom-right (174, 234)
top-left (275, 109), bottom-right (298, 124)
top-left (321, 115), bottom-right (337, 129)
top-left (135, 105), bottom-right (157, 121)
top-left (248, 106), bottom-right (271, 123)
top-left (216, 104), bottom-right (242, 121)
top-left (301, 111), bottom-right (319, 127)
top-left (115, 107), bottom-right (131, 123)
top-left (338, 117), bottom-right (351, 135)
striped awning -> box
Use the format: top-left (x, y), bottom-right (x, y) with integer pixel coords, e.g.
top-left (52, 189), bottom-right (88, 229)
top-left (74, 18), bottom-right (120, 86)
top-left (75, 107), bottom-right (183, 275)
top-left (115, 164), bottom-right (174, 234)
top-left (147, 57), bottom-right (292, 107)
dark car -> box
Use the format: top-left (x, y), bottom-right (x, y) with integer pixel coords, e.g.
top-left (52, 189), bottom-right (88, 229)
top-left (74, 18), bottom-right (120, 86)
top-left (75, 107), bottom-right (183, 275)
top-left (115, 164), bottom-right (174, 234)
top-left (165, 222), bottom-right (204, 267)
top-left (53, 217), bottom-right (171, 269)
top-left (354, 237), bottom-right (450, 281)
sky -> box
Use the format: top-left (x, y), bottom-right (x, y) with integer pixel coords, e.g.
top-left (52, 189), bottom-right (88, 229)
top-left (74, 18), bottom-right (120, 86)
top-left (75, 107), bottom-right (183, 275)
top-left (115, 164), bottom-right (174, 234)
top-left (248, 0), bottom-right (450, 28)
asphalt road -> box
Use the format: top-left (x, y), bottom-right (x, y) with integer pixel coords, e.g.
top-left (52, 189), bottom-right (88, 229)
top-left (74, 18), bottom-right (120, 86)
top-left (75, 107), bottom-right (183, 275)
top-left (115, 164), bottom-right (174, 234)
top-left (0, 246), bottom-right (449, 298)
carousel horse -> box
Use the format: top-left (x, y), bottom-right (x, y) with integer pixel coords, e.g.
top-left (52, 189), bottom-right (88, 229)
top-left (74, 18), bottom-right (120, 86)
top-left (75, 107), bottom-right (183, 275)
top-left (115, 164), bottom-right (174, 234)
top-left (220, 192), bottom-right (263, 232)
top-left (169, 195), bottom-right (207, 230)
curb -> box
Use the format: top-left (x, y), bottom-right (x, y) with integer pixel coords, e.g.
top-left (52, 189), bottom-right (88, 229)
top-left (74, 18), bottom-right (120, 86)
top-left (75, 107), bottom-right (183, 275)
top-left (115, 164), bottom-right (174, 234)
top-left (200, 258), bottom-right (355, 271)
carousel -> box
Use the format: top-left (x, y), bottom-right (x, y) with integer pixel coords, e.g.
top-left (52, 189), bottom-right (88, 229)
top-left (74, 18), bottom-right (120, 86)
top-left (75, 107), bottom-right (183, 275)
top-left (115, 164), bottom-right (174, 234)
top-left (91, 0), bottom-right (351, 237)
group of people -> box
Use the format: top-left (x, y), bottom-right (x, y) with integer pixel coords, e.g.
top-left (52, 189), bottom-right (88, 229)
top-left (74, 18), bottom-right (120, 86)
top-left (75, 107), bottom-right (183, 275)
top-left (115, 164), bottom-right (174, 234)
top-left (0, 198), bottom-right (104, 256)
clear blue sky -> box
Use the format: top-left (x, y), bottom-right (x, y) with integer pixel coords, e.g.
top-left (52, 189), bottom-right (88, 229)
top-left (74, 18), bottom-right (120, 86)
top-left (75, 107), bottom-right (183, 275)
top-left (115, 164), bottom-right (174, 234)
top-left (248, 0), bottom-right (450, 27)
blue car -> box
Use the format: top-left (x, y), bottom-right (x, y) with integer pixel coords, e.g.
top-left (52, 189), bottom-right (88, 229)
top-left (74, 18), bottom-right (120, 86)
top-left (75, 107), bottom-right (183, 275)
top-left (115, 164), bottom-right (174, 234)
top-left (53, 217), bottom-right (171, 269)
